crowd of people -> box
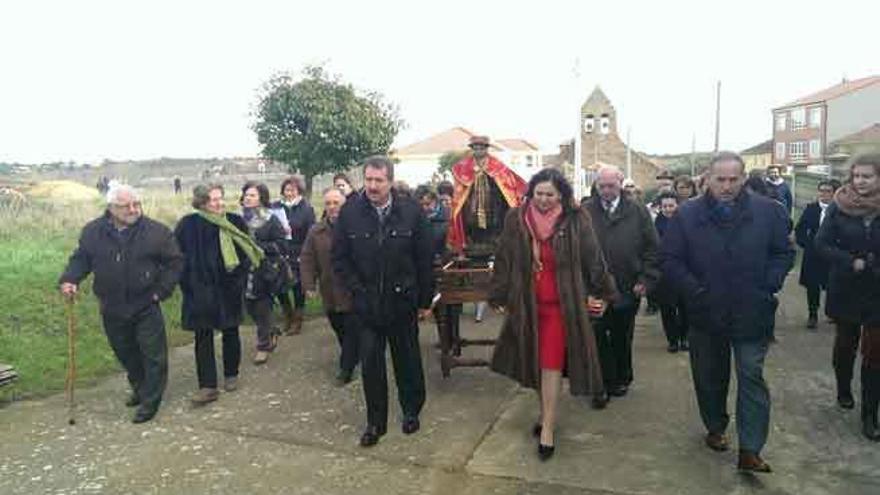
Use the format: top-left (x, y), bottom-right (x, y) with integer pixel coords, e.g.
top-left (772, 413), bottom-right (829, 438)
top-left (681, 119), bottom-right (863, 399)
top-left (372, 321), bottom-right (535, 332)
top-left (59, 148), bottom-right (880, 474)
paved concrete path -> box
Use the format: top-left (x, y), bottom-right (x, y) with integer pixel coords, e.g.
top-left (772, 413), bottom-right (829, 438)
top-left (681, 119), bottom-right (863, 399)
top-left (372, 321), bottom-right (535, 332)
top-left (2, 273), bottom-right (878, 494)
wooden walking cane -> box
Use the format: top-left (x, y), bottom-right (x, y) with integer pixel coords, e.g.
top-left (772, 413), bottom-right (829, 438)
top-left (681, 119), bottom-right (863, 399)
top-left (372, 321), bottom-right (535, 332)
top-left (64, 296), bottom-right (77, 425)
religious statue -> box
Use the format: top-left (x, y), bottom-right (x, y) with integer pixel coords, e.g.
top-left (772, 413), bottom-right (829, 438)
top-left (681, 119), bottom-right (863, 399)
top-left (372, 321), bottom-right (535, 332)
top-left (447, 136), bottom-right (528, 259)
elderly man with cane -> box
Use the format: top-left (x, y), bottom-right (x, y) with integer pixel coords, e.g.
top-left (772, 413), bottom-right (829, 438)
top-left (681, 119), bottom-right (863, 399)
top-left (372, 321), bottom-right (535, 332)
top-left (59, 184), bottom-right (183, 423)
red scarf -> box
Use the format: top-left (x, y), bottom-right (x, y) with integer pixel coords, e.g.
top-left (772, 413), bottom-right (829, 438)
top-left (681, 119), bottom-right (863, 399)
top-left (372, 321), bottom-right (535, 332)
top-left (525, 200), bottom-right (562, 272)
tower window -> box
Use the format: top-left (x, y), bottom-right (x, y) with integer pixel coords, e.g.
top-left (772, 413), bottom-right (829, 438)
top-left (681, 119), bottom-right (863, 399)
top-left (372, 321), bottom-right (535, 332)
top-left (584, 114), bottom-right (595, 133)
top-left (600, 114), bottom-right (610, 135)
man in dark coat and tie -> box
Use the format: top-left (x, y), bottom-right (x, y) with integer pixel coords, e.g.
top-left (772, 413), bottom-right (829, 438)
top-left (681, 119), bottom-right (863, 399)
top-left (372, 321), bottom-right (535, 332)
top-left (794, 179), bottom-right (840, 329)
top-left (584, 165), bottom-right (660, 401)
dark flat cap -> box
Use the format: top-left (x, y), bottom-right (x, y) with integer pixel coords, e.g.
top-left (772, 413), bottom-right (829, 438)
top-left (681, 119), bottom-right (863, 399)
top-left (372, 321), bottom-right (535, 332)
top-left (468, 135), bottom-right (490, 147)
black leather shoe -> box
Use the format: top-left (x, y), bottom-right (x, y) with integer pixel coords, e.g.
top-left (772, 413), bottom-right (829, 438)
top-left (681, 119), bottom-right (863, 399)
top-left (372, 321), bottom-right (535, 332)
top-left (862, 419), bottom-right (880, 441)
top-left (705, 432), bottom-right (730, 452)
top-left (591, 393), bottom-right (609, 410)
top-left (132, 406), bottom-right (157, 424)
top-left (667, 342), bottom-right (679, 353)
top-left (335, 370), bottom-right (354, 387)
top-left (360, 425), bottom-right (386, 447)
top-left (679, 340), bottom-right (689, 351)
top-left (807, 315), bottom-right (818, 330)
top-left (537, 443), bottom-right (555, 461)
top-left (609, 384), bottom-right (629, 397)
top-left (838, 394), bottom-right (855, 410)
top-left (125, 392), bottom-right (140, 408)
top-left (402, 416), bottom-right (420, 435)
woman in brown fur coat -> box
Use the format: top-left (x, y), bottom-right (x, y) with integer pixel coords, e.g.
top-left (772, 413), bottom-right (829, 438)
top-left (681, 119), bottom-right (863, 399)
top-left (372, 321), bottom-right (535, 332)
top-left (490, 168), bottom-right (617, 461)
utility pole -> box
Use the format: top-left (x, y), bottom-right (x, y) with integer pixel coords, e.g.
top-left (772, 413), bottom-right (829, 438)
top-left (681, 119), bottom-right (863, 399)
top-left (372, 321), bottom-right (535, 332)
top-left (714, 80), bottom-right (721, 152)
top-left (573, 58), bottom-right (583, 199)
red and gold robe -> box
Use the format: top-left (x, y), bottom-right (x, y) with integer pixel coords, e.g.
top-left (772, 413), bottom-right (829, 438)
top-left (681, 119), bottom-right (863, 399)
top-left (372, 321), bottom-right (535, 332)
top-left (447, 154), bottom-right (528, 254)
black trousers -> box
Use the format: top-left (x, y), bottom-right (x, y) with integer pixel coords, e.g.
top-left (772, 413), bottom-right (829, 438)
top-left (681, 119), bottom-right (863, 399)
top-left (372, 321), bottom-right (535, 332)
top-left (194, 327), bottom-right (241, 389)
top-left (327, 311), bottom-right (360, 374)
top-left (359, 314), bottom-right (426, 429)
top-left (101, 304), bottom-right (168, 410)
top-left (594, 304), bottom-right (638, 388)
top-left (806, 284), bottom-right (824, 316)
top-left (660, 300), bottom-right (689, 346)
top-left (833, 321), bottom-right (863, 397)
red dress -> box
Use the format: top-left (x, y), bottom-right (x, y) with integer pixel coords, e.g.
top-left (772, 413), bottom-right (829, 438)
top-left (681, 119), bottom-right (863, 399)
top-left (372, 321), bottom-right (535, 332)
top-left (535, 239), bottom-right (566, 370)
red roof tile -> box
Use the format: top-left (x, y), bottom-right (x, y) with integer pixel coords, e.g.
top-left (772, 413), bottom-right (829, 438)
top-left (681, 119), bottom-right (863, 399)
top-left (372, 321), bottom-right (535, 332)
top-left (496, 138), bottom-right (539, 152)
top-left (394, 127), bottom-right (510, 155)
top-left (832, 123), bottom-right (880, 145)
top-left (395, 127), bottom-right (541, 156)
top-left (777, 76), bottom-right (880, 109)
top-left (741, 139), bottom-right (774, 155)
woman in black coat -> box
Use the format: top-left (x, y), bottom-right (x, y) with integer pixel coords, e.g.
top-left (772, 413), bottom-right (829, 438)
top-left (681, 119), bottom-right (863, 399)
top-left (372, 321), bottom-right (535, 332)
top-left (175, 184), bottom-right (257, 405)
top-left (270, 176), bottom-right (315, 335)
top-left (816, 154), bottom-right (880, 440)
top-left (241, 181), bottom-right (290, 365)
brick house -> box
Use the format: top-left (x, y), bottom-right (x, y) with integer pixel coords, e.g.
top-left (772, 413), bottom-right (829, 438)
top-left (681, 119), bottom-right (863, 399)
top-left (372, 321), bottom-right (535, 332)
top-left (772, 75), bottom-right (880, 169)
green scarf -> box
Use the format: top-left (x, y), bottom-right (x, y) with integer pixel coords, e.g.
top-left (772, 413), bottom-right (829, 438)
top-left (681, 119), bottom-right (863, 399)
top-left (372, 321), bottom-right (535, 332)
top-left (196, 210), bottom-right (264, 272)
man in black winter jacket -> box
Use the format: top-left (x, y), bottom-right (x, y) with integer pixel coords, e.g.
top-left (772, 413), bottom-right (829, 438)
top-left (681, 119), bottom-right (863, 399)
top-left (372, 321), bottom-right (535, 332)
top-left (333, 155), bottom-right (434, 447)
top-left (59, 185), bottom-right (183, 423)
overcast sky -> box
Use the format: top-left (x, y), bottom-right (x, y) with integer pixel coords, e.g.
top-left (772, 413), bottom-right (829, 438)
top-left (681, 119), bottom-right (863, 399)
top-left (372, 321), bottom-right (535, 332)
top-left (1, 0), bottom-right (878, 164)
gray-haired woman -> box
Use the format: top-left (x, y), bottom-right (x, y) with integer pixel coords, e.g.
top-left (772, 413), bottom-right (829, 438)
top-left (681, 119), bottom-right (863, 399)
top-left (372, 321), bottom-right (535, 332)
top-left (175, 184), bottom-right (263, 405)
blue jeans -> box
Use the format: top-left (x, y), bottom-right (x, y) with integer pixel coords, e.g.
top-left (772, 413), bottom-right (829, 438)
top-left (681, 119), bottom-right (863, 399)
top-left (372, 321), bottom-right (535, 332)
top-left (688, 331), bottom-right (770, 454)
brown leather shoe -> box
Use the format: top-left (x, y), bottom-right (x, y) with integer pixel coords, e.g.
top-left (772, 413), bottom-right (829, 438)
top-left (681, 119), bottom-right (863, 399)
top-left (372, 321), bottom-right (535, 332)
top-left (738, 451), bottom-right (772, 473)
top-left (284, 309), bottom-right (303, 336)
top-left (705, 432), bottom-right (730, 452)
top-left (253, 351), bottom-right (269, 365)
top-left (191, 388), bottom-right (219, 405)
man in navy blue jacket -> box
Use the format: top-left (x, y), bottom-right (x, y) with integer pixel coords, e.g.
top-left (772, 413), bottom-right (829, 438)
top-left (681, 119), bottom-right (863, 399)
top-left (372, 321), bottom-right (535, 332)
top-left (662, 152), bottom-right (794, 473)
top-left (794, 179), bottom-right (839, 329)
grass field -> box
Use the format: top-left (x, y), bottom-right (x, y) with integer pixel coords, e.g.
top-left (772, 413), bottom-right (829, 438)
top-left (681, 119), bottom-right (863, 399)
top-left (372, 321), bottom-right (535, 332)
top-left (0, 185), bottom-right (323, 403)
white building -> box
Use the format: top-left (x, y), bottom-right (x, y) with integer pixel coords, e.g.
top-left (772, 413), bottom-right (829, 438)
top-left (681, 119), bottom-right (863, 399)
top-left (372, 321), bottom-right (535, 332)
top-left (392, 127), bottom-right (542, 186)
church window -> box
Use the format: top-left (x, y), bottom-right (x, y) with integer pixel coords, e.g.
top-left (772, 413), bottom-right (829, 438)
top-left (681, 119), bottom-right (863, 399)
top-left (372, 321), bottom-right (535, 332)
top-left (584, 114), bottom-right (595, 133)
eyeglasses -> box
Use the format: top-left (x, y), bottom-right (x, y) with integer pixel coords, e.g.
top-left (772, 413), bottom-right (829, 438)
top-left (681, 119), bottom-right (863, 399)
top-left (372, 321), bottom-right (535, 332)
top-left (110, 202), bottom-right (142, 210)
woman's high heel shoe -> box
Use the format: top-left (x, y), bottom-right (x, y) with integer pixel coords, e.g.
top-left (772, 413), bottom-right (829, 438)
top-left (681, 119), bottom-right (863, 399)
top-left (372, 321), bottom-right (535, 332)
top-left (537, 442), bottom-right (555, 461)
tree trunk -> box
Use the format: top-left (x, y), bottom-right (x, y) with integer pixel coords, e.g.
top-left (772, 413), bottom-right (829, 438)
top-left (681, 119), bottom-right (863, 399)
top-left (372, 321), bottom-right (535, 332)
top-left (304, 173), bottom-right (315, 203)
